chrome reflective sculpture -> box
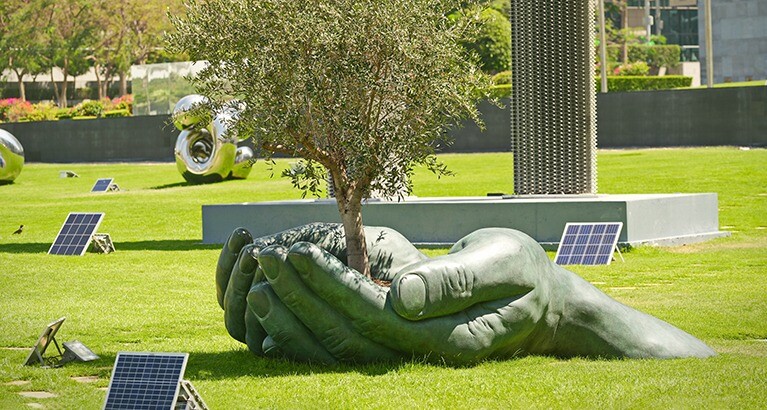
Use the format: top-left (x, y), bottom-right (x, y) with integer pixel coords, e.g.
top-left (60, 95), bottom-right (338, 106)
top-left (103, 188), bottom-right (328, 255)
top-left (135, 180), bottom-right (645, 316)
top-left (0, 129), bottom-right (24, 185)
top-left (173, 95), bottom-right (254, 184)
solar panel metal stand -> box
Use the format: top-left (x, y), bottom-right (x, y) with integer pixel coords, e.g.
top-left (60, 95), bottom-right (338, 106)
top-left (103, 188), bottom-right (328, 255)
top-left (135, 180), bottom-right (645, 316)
top-left (176, 380), bottom-right (209, 410)
top-left (614, 245), bottom-right (625, 263)
top-left (108, 183), bottom-right (120, 192)
top-left (31, 336), bottom-right (64, 367)
top-left (24, 317), bottom-right (67, 367)
top-left (90, 233), bottom-right (115, 254)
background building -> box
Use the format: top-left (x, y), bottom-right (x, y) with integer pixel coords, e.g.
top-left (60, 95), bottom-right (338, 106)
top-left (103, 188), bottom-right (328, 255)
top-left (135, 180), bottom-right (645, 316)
top-left (608, 0), bottom-right (699, 60)
top-left (698, 0), bottom-right (767, 85)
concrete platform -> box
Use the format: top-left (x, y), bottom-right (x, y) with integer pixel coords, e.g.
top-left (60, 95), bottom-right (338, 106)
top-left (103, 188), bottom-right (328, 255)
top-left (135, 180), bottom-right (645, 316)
top-left (201, 193), bottom-right (730, 247)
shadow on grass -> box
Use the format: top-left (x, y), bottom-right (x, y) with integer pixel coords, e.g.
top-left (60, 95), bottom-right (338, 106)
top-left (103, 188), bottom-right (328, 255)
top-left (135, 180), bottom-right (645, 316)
top-left (151, 178), bottom-right (243, 190)
top-left (49, 350), bottom-right (417, 382)
top-left (150, 181), bottom-right (190, 190)
top-left (183, 349), bottom-right (412, 380)
top-left (116, 240), bottom-right (221, 251)
top-left (0, 240), bottom-right (221, 253)
top-left (0, 242), bottom-right (50, 254)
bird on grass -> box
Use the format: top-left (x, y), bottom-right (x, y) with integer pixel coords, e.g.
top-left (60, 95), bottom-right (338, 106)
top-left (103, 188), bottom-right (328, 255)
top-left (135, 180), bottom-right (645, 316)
top-left (12, 225), bottom-right (23, 235)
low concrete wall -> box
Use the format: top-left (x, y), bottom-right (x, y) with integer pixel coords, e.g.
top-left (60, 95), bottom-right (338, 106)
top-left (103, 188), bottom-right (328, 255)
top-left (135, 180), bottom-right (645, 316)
top-left (201, 193), bottom-right (728, 246)
top-left (2, 88), bottom-right (765, 162)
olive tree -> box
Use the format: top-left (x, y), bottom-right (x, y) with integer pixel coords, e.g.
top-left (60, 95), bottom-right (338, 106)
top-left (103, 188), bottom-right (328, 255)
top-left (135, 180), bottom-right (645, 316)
top-left (168, 0), bottom-right (489, 277)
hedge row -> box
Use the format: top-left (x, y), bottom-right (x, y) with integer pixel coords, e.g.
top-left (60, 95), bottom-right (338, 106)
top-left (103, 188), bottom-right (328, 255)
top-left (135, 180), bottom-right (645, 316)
top-left (0, 95), bottom-right (133, 123)
top-left (598, 76), bottom-right (692, 92)
top-left (488, 75), bottom-right (692, 97)
top-left (605, 45), bottom-right (681, 69)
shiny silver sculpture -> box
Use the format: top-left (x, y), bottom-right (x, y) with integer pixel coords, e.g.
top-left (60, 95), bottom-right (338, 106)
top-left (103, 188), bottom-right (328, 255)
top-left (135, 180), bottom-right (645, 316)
top-left (0, 129), bottom-right (24, 185)
top-left (173, 94), bottom-right (254, 184)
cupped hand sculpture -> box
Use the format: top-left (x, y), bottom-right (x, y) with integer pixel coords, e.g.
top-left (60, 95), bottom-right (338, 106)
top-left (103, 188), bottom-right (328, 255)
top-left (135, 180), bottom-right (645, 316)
top-left (216, 223), bottom-right (715, 365)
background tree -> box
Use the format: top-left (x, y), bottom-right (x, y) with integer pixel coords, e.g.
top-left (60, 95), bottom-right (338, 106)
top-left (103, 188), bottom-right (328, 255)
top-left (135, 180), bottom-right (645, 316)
top-left (605, 0), bottom-right (630, 64)
top-left (460, 7), bottom-right (511, 74)
top-left (168, 0), bottom-right (489, 277)
top-left (39, 0), bottom-right (100, 107)
top-left (452, 0), bottom-right (511, 75)
top-left (89, 0), bottom-right (184, 99)
top-left (0, 0), bottom-right (48, 101)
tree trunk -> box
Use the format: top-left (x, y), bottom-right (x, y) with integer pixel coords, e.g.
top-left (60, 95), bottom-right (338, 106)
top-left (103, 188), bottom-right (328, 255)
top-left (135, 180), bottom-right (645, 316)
top-left (338, 199), bottom-right (370, 278)
top-left (60, 59), bottom-right (70, 108)
top-left (51, 70), bottom-right (60, 106)
top-left (13, 69), bottom-right (26, 101)
top-left (331, 173), bottom-right (371, 278)
top-left (621, 3), bottom-right (628, 63)
top-left (57, 76), bottom-right (68, 108)
top-left (95, 64), bottom-right (104, 100)
top-left (119, 71), bottom-right (128, 96)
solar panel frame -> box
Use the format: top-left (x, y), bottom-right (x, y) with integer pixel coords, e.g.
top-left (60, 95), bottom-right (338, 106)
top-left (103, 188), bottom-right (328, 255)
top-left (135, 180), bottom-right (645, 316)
top-left (91, 178), bottom-right (114, 192)
top-left (103, 352), bottom-right (188, 410)
top-left (23, 317), bottom-right (66, 366)
top-left (48, 212), bottom-right (105, 256)
top-left (554, 222), bottom-right (623, 266)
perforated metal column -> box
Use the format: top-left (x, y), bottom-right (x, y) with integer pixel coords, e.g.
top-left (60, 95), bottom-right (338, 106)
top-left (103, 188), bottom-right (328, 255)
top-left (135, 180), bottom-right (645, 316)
top-left (511, 0), bottom-right (598, 195)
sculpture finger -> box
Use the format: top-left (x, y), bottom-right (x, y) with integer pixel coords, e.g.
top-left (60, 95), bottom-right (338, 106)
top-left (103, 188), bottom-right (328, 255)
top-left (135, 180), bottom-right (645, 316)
top-left (258, 245), bottom-right (403, 363)
top-left (390, 228), bottom-right (541, 320)
top-left (216, 227), bottom-right (253, 309)
top-left (223, 244), bottom-right (262, 343)
top-left (244, 289), bottom-right (268, 356)
top-left (287, 241), bottom-right (542, 364)
top-left (247, 282), bottom-right (337, 364)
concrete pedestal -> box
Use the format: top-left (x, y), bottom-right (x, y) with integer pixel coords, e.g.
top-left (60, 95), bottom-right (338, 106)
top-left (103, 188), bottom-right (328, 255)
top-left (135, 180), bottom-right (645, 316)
top-left (202, 194), bottom-right (729, 247)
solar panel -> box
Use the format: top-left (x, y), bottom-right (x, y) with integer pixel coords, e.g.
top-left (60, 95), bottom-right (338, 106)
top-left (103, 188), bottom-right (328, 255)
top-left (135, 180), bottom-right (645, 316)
top-left (554, 222), bottom-right (623, 266)
top-left (104, 352), bottom-right (188, 410)
top-left (48, 212), bottom-right (105, 256)
top-left (23, 317), bottom-right (66, 366)
top-left (62, 340), bottom-right (100, 363)
top-left (92, 178), bottom-right (114, 192)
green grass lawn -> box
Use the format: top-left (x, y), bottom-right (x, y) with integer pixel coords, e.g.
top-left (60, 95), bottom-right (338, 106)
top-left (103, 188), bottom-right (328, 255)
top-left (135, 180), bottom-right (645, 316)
top-left (1, 147), bottom-right (766, 408)
top-left (690, 79), bottom-right (767, 89)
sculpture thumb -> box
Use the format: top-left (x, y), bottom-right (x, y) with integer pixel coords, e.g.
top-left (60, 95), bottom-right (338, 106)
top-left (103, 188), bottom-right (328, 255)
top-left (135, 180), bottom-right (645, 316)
top-left (390, 228), bottom-right (540, 321)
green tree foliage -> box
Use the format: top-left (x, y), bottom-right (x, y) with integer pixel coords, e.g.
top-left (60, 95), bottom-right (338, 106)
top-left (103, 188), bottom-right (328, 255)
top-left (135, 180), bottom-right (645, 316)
top-left (90, 0), bottom-right (184, 99)
top-left (486, 0), bottom-right (510, 19)
top-left (462, 7), bottom-right (511, 74)
top-left (453, 2), bottom-right (510, 75)
top-left (37, 0), bottom-right (100, 107)
top-left (604, 0), bottom-right (630, 63)
top-left (2, 0), bottom-right (184, 105)
top-left (0, 0), bottom-right (48, 101)
top-left (168, 0), bottom-right (489, 277)
top-left (606, 44), bottom-right (681, 70)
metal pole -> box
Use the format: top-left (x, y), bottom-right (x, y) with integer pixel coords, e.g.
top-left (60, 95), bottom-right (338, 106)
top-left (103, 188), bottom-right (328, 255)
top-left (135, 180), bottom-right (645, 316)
top-left (704, 0), bottom-right (714, 87)
top-left (655, 0), bottom-right (662, 36)
top-left (598, 0), bottom-right (608, 92)
top-left (644, 0), bottom-right (652, 43)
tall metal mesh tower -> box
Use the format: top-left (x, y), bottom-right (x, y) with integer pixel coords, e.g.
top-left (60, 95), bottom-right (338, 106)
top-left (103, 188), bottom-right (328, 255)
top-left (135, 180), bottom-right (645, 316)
top-left (511, 0), bottom-right (598, 195)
